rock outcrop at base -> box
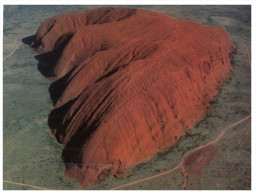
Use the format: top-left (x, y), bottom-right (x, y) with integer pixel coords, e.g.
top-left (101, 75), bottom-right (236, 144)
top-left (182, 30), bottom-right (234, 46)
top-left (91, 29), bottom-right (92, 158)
top-left (31, 7), bottom-right (234, 187)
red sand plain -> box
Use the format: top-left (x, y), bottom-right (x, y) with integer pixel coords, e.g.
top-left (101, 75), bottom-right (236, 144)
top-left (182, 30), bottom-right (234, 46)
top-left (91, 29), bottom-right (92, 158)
top-left (32, 7), bottom-right (234, 187)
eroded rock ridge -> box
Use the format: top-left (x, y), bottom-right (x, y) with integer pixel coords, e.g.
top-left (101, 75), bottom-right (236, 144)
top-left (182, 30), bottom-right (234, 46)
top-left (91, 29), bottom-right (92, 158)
top-left (31, 7), bottom-right (234, 187)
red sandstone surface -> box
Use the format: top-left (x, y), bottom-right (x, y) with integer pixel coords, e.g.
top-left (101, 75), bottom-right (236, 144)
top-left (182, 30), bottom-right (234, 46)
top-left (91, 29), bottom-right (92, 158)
top-left (31, 7), bottom-right (234, 187)
top-left (183, 145), bottom-right (217, 176)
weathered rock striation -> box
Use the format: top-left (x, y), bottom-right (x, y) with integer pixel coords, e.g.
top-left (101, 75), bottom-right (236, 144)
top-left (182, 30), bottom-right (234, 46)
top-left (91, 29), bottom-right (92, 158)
top-left (31, 7), bottom-right (234, 187)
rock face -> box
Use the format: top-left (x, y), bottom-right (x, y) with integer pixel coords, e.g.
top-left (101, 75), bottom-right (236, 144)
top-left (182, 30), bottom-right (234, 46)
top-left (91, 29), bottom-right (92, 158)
top-left (31, 7), bottom-right (234, 187)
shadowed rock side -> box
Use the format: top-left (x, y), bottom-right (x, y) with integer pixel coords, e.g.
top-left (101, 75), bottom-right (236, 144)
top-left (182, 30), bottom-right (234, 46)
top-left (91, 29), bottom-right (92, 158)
top-left (31, 7), bottom-right (234, 187)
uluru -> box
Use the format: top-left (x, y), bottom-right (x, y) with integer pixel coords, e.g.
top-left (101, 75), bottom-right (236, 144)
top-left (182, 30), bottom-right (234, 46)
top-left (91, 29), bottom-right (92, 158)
top-left (30, 7), bottom-right (234, 187)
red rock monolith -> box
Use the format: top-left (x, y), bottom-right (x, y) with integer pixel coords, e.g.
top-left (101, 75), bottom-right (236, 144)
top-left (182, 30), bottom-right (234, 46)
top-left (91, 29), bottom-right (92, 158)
top-left (31, 7), bottom-right (234, 187)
